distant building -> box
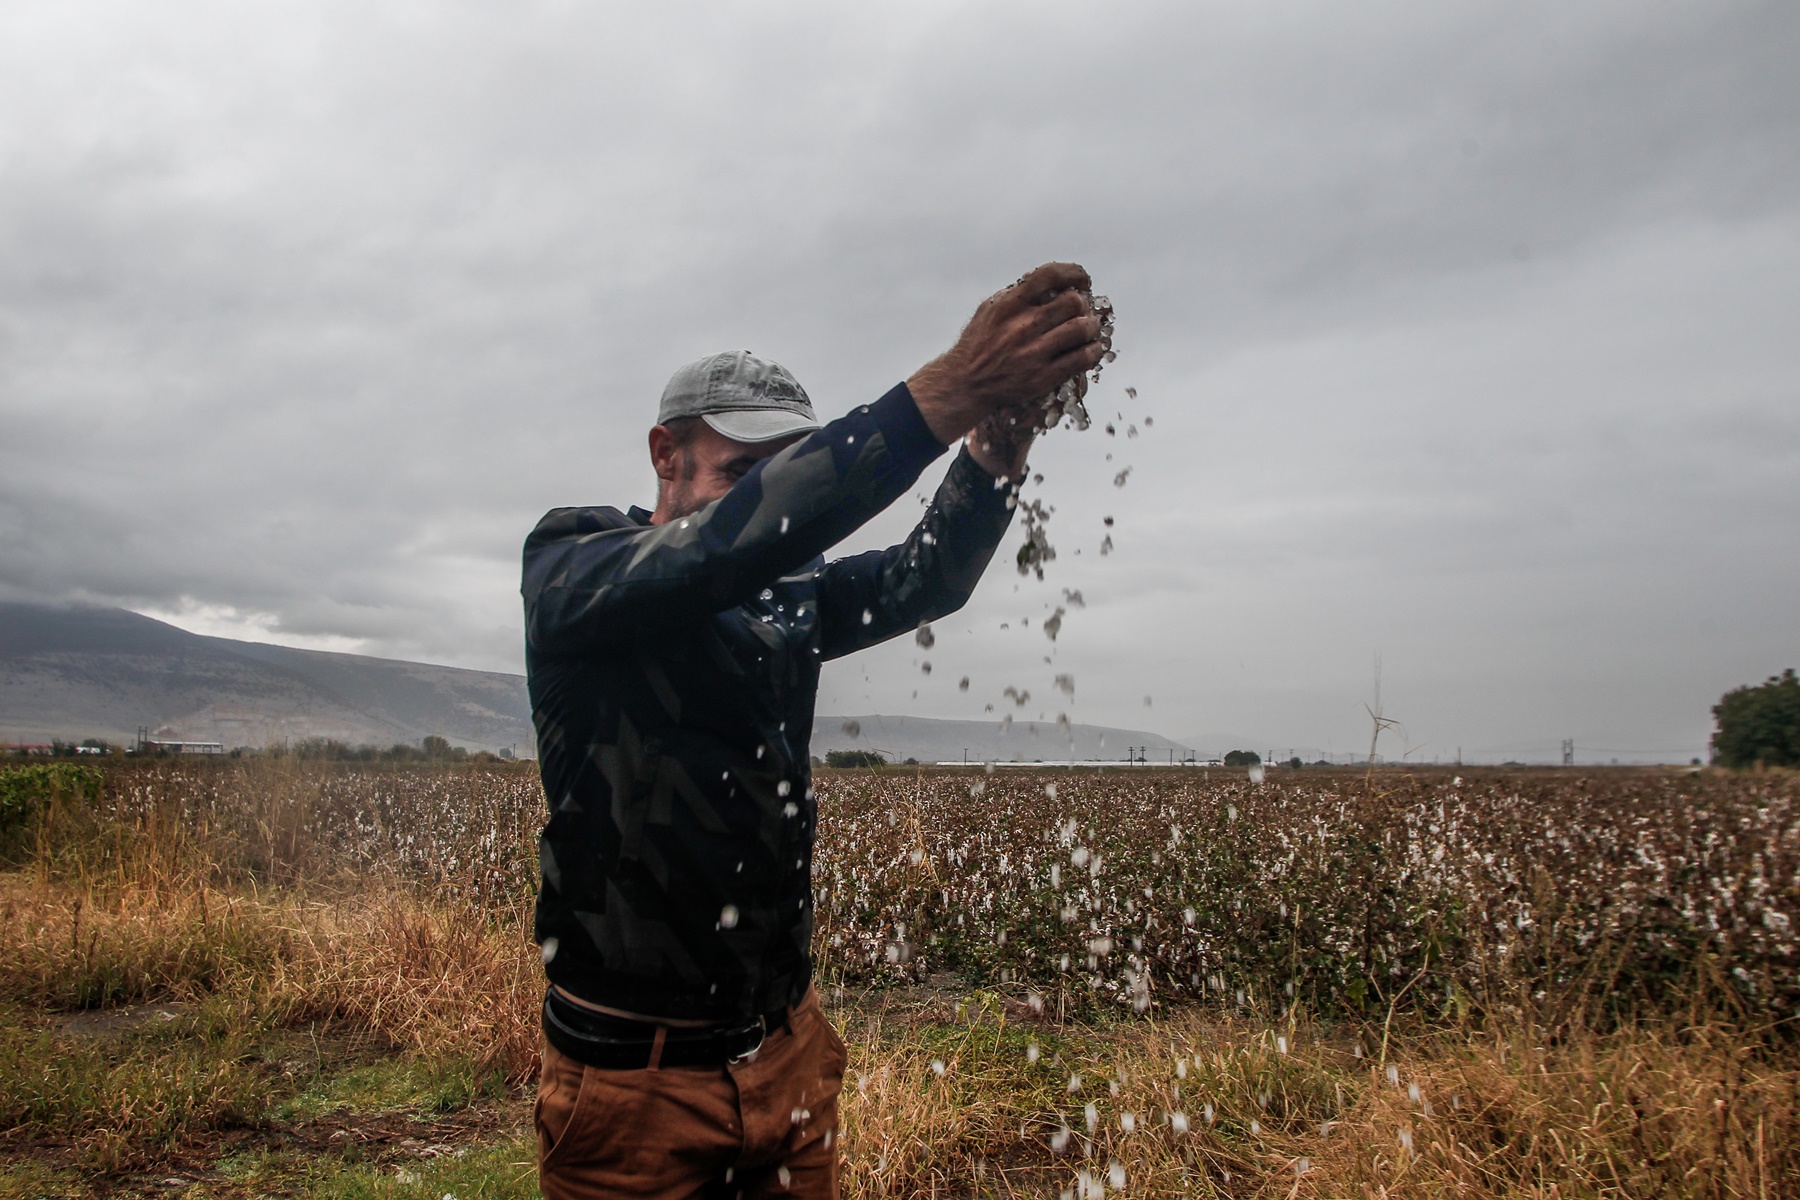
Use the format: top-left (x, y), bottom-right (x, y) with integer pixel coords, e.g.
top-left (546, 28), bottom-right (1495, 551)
top-left (142, 740), bottom-right (225, 755)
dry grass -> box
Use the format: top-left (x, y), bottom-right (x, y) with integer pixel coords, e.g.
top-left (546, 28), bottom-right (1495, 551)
top-left (1, 759), bottom-right (1796, 1197)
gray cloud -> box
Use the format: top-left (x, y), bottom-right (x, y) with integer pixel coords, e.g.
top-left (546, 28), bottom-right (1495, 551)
top-left (2, 0), bottom-right (1796, 760)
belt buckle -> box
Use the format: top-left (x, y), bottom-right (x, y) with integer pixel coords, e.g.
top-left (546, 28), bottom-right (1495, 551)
top-left (727, 1014), bottom-right (767, 1064)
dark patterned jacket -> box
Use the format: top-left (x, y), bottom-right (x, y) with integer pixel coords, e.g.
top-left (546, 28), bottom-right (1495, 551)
top-left (522, 382), bottom-right (1015, 1022)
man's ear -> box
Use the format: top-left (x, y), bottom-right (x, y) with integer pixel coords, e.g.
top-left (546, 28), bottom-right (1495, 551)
top-left (648, 425), bottom-right (682, 484)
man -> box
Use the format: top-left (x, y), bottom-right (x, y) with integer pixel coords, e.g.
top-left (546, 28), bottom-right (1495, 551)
top-left (522, 262), bottom-right (1104, 1199)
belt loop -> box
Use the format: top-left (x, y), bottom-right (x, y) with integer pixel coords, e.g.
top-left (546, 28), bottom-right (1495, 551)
top-left (646, 1025), bottom-right (667, 1072)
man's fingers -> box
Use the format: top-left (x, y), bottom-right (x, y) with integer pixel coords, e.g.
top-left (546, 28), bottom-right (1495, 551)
top-left (1046, 331), bottom-right (1108, 377)
top-left (1024, 288), bottom-right (1091, 334)
top-left (1016, 261), bottom-right (1092, 304)
top-left (1038, 312), bottom-right (1104, 358)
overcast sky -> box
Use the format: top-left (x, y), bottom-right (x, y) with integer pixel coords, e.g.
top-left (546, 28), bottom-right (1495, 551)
top-left (2, 0), bottom-right (1795, 762)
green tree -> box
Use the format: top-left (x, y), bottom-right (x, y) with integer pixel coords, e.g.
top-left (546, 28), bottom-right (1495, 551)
top-left (1712, 669), bottom-right (1800, 768)
top-left (1223, 750), bottom-right (1261, 767)
top-left (825, 749), bottom-right (886, 769)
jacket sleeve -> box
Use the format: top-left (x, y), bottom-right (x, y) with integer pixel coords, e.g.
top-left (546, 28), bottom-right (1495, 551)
top-left (816, 443), bottom-right (1018, 662)
top-left (523, 383), bottom-right (949, 655)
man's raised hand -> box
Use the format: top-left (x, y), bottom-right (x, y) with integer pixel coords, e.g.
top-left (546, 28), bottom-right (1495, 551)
top-left (907, 263), bottom-right (1108, 448)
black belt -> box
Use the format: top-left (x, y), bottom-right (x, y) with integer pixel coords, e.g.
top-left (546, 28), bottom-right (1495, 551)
top-left (542, 989), bottom-right (792, 1070)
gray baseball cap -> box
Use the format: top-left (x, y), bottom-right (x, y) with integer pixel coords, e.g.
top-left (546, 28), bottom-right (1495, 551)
top-left (657, 350), bottom-right (821, 444)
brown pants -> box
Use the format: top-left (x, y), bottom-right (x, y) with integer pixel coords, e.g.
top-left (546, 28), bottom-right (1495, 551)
top-left (536, 987), bottom-right (847, 1200)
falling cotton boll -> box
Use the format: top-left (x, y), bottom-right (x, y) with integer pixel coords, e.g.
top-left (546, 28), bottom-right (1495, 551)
top-left (1004, 687), bottom-right (1031, 707)
top-left (860, 609), bottom-right (873, 626)
top-left (777, 1167), bottom-right (792, 1189)
top-left (718, 905), bottom-right (740, 930)
top-left (915, 623), bottom-right (935, 649)
top-left (1051, 1125), bottom-right (1071, 1153)
top-left (1126, 387), bottom-right (1137, 399)
top-left (1099, 535), bottom-right (1113, 556)
top-left (1248, 763), bottom-right (1266, 784)
top-left (1054, 674), bottom-right (1075, 697)
top-left (1084, 1102), bottom-right (1099, 1132)
top-left (1108, 1162), bottom-right (1126, 1190)
top-left (1387, 1064), bottom-right (1400, 1086)
top-left (920, 661), bottom-right (932, 675)
top-left (1042, 607), bottom-right (1064, 641)
top-left (1250, 1119), bottom-right (1262, 1136)
top-left (841, 720), bottom-right (861, 738)
top-left (1277, 1036), bottom-right (1289, 1055)
top-left (1061, 588), bottom-right (1085, 607)
top-left (1026, 1041), bottom-right (1041, 1063)
top-left (540, 937), bottom-right (559, 965)
top-left (931, 1059), bottom-right (946, 1076)
top-left (1113, 467), bottom-right (1131, 488)
top-left (958, 676), bottom-right (970, 691)
top-left (1068, 1073), bottom-right (1082, 1093)
top-left (1120, 1112), bottom-right (1136, 1132)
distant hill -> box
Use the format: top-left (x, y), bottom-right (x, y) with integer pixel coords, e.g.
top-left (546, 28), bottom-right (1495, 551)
top-left (812, 713), bottom-right (1201, 765)
top-left (0, 602), bottom-right (532, 754)
top-left (0, 602), bottom-right (1282, 765)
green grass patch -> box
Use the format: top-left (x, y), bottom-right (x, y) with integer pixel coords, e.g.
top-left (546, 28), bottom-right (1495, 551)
top-left (275, 1055), bottom-right (507, 1122)
top-left (276, 1137), bottom-right (540, 1200)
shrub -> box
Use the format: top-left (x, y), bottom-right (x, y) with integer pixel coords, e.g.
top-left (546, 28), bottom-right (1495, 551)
top-left (0, 762), bottom-right (103, 839)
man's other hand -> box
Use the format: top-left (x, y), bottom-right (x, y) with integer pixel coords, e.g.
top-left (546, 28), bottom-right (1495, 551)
top-left (907, 263), bottom-right (1107, 453)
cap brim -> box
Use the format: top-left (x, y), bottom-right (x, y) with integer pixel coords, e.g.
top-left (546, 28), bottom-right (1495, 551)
top-left (701, 409), bottom-right (821, 444)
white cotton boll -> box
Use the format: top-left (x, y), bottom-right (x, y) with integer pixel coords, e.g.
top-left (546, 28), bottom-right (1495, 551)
top-left (540, 937), bottom-right (559, 965)
top-left (1120, 1111), bottom-right (1136, 1132)
top-left (1108, 1161), bottom-right (1126, 1190)
top-left (1171, 1111), bottom-right (1189, 1134)
top-left (931, 1059), bottom-right (946, 1076)
top-left (1027, 1041), bottom-right (1041, 1063)
top-left (1250, 1119), bottom-right (1261, 1135)
top-left (1068, 1073), bottom-right (1082, 1092)
top-left (777, 780), bottom-right (791, 796)
top-left (861, 609), bottom-right (873, 625)
top-left (783, 802), bottom-right (799, 817)
top-left (1387, 1064), bottom-right (1400, 1086)
top-left (777, 1166), bottom-right (791, 1188)
top-left (718, 905), bottom-right (740, 929)
top-left (1204, 1103), bottom-right (1215, 1125)
top-left (1084, 1102), bottom-right (1098, 1132)
top-left (1051, 1125), bottom-right (1071, 1153)
top-left (1277, 1036), bottom-right (1289, 1055)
